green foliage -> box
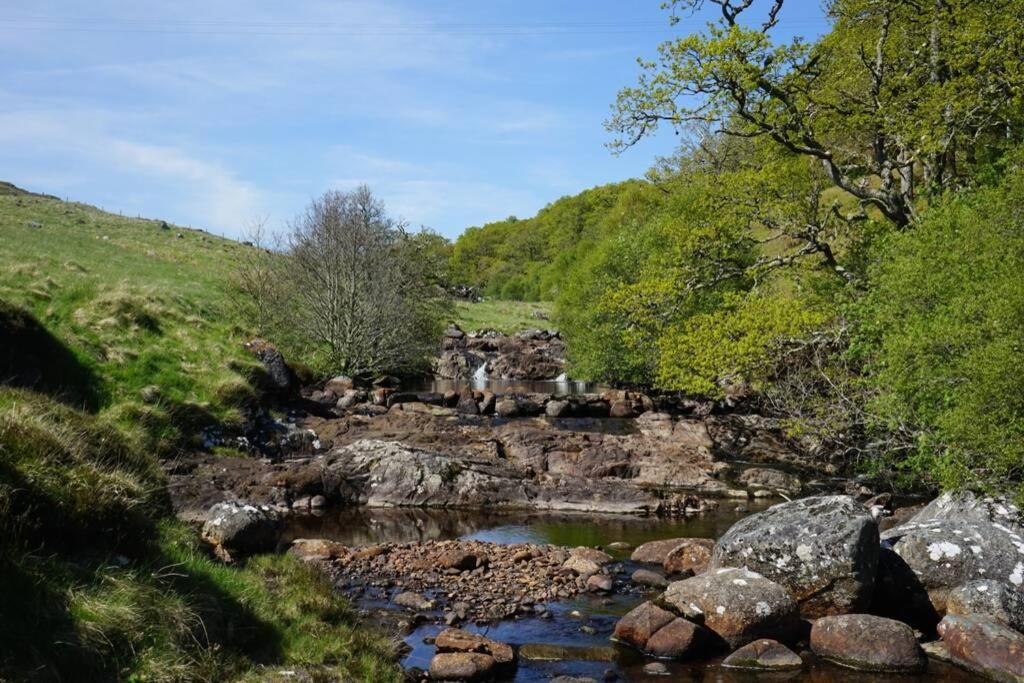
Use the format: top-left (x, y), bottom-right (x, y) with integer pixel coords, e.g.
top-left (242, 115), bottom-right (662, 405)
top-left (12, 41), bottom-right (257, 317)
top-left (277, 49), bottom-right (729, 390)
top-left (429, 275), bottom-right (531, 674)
top-left (854, 168), bottom-right (1024, 501)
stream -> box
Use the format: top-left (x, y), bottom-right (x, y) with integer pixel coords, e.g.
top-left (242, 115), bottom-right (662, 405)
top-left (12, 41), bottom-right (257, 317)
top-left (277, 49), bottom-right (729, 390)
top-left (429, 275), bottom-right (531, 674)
top-left (283, 507), bottom-right (983, 682)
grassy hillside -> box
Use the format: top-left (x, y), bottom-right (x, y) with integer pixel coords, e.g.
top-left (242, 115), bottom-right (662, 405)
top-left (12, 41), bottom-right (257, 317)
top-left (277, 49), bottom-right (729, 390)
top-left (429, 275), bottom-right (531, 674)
top-left (0, 185), bottom-right (401, 682)
top-left (452, 299), bottom-right (554, 334)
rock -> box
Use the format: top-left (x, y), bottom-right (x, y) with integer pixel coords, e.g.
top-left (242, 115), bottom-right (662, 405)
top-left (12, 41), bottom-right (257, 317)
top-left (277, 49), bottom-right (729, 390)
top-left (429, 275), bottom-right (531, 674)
top-left (644, 617), bottom-right (711, 659)
top-left (325, 375), bottom-right (353, 394)
top-left (722, 639), bottom-right (803, 670)
top-left (586, 574), bottom-right (613, 593)
top-left (288, 538), bottom-right (349, 561)
top-left (456, 391), bottom-right (480, 415)
top-left (478, 391), bottom-right (496, 415)
top-left (611, 601), bottom-right (676, 650)
top-left (810, 614), bottom-right (926, 673)
top-left (336, 389), bottom-right (366, 409)
top-left (200, 502), bottom-right (282, 562)
top-left (438, 549), bottom-right (483, 572)
top-left (631, 569), bottom-right (669, 588)
top-left (495, 399), bottom-right (519, 418)
top-left (607, 541), bottom-right (633, 552)
top-left (737, 467), bottom-right (801, 493)
top-left (709, 495), bottom-right (879, 617)
top-left (428, 652), bottom-right (495, 681)
top-left (642, 662), bottom-right (669, 676)
top-left (434, 628), bottom-right (514, 665)
top-left (937, 614), bottom-right (1024, 682)
top-left (662, 568), bottom-right (799, 648)
top-left (609, 400), bottom-right (637, 418)
top-left (247, 340), bottom-right (296, 393)
top-left (879, 503), bottom-right (926, 533)
top-left (564, 555), bottom-right (601, 577)
top-left (880, 492), bottom-right (1024, 613)
top-left (631, 538), bottom-right (690, 564)
top-left (571, 547), bottom-right (613, 565)
top-left (545, 399), bottom-right (572, 418)
top-left (946, 580), bottom-right (1024, 632)
top-left (663, 538), bottom-right (715, 575)
top-left (393, 591), bottom-right (434, 611)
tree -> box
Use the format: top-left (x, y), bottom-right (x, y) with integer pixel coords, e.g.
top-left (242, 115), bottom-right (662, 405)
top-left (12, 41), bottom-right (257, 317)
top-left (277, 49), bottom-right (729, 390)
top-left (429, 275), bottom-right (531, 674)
top-left (242, 186), bottom-right (451, 377)
top-left (609, 0), bottom-right (1024, 228)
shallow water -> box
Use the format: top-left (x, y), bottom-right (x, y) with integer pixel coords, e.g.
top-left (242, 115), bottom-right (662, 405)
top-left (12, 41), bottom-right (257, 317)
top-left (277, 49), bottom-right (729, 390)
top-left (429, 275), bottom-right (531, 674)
top-left (286, 507), bottom-right (983, 682)
top-left (407, 375), bottom-right (600, 396)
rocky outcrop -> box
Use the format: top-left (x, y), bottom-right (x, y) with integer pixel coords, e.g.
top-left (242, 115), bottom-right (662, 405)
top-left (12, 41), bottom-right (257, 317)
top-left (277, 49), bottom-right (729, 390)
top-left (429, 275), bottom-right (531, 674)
top-left (880, 492), bottom-right (1024, 612)
top-left (721, 639), bottom-right (803, 670)
top-left (709, 495), bottom-right (879, 617)
top-left (937, 614), bottom-right (1024, 682)
top-left (946, 580), bottom-right (1024, 633)
top-left (435, 325), bottom-right (566, 381)
top-left (662, 568), bottom-right (800, 648)
top-left (200, 502), bottom-right (282, 562)
top-left (810, 614), bottom-right (926, 672)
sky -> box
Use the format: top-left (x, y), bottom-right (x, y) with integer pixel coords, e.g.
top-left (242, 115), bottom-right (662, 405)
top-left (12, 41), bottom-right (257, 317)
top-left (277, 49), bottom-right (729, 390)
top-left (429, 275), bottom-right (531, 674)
top-left (0, 1), bottom-right (830, 239)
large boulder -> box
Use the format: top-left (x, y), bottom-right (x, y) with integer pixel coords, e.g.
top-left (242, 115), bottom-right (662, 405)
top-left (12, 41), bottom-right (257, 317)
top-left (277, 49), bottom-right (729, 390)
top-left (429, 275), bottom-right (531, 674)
top-left (612, 601), bottom-right (676, 650)
top-left (200, 502), bottom-right (282, 562)
top-left (938, 614), bottom-right (1024, 682)
top-left (881, 492), bottom-right (1024, 613)
top-left (722, 639), bottom-right (803, 671)
top-left (611, 601), bottom-right (714, 659)
top-left (662, 568), bottom-right (800, 648)
top-left (663, 538), bottom-right (715, 575)
top-left (810, 614), bottom-right (926, 673)
top-left (946, 580), bottom-right (1024, 633)
top-left (631, 538), bottom-right (690, 564)
top-left (709, 495), bottom-right (879, 617)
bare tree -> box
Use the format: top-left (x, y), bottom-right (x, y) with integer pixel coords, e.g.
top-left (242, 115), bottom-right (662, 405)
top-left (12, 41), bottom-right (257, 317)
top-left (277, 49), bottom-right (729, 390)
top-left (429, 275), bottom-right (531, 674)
top-left (232, 217), bottom-right (284, 335)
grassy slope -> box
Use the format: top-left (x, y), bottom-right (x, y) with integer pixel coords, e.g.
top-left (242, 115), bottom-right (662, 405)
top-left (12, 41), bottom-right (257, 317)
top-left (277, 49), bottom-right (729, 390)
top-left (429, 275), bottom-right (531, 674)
top-left (0, 188), bottom-right (401, 682)
top-left (452, 299), bottom-right (554, 334)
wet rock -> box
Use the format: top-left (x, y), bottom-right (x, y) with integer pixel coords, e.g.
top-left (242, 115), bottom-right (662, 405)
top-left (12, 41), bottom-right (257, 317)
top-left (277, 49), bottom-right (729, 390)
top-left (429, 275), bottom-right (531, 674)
top-left (946, 580), bottom-right (1024, 632)
top-left (810, 614), bottom-right (926, 673)
top-left (518, 643), bottom-right (616, 662)
top-left (393, 591), bottom-right (434, 611)
top-left (200, 501), bottom-right (282, 562)
top-left (586, 574), bottom-right (613, 593)
top-left (642, 662), bottom-right (669, 675)
top-left (631, 569), bottom-right (669, 588)
top-left (663, 538), bottom-right (715, 575)
top-left (722, 638), bottom-right (803, 670)
top-left (937, 614), bottom-right (1024, 682)
top-left (710, 495), bottom-right (879, 617)
top-left (611, 601), bottom-right (676, 650)
top-left (435, 628), bottom-right (514, 665)
top-left (631, 538), bottom-right (690, 564)
top-left (880, 492), bottom-right (1024, 613)
top-left (428, 652), bottom-right (494, 681)
top-left (662, 568), bottom-right (799, 649)
top-left (644, 617), bottom-right (712, 659)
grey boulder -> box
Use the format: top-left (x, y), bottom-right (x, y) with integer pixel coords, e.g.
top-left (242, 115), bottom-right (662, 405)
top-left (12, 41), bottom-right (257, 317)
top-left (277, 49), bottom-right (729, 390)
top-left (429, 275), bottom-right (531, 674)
top-left (946, 580), bottom-right (1024, 633)
top-left (200, 502), bottom-right (282, 562)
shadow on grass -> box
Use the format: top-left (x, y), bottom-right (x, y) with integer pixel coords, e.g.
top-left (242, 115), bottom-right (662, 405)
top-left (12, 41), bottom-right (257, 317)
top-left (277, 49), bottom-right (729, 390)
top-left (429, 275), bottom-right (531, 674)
top-left (0, 301), bottom-right (100, 411)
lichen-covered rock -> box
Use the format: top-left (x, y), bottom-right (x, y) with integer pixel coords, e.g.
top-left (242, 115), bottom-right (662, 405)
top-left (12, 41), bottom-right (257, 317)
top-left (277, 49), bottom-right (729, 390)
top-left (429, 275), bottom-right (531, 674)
top-left (200, 502), bottom-right (282, 562)
top-left (722, 639), bottom-right (803, 670)
top-left (946, 580), bottom-right (1024, 633)
top-left (662, 568), bottom-right (799, 649)
top-left (663, 538), bottom-right (715, 575)
top-left (881, 492), bottom-right (1024, 613)
top-left (709, 495), bottom-right (879, 617)
top-left (938, 614), bottom-right (1024, 682)
top-left (810, 614), bottom-right (925, 672)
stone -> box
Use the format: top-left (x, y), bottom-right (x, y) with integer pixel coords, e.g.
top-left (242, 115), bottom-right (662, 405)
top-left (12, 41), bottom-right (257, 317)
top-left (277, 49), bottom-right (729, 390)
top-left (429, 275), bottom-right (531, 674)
top-left (478, 391), bottom-right (496, 415)
top-left (611, 601), bottom-right (676, 650)
top-left (642, 662), bottom-right (669, 676)
top-left (663, 538), bottom-right (715, 575)
top-left (810, 614), bottom-right (926, 673)
top-left (428, 652), bottom-right (495, 681)
top-left (545, 399), bottom-right (572, 418)
top-left (571, 547), bottom-right (613, 565)
top-left (495, 399), bottom-right (519, 418)
top-left (564, 555), bottom-right (602, 577)
top-left (456, 392), bottom-right (480, 415)
top-left (586, 574), bottom-right (613, 593)
top-left (737, 467), bottom-right (801, 493)
top-left (880, 492), bottom-right (1024, 613)
top-left (393, 591), bottom-right (434, 611)
top-left (938, 614), bottom-right (1024, 682)
top-left (324, 375), bottom-right (353, 394)
top-left (434, 628), bottom-right (514, 665)
top-left (248, 341), bottom-right (296, 393)
top-left (200, 502), bottom-right (282, 562)
top-left (662, 568), bottom-right (799, 649)
top-left (631, 568), bottom-right (669, 588)
top-left (709, 495), bottom-right (879, 617)
top-left (631, 538), bottom-right (689, 564)
top-left (946, 580), bottom-right (1024, 633)
top-left (438, 549), bottom-right (483, 572)
top-left (644, 618), bottom-right (711, 659)
top-left (722, 639), bottom-right (803, 670)
top-left (609, 399), bottom-right (637, 418)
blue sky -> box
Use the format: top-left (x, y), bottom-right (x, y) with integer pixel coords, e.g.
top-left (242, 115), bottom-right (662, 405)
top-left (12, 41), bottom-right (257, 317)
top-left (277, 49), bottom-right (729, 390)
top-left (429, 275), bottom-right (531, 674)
top-left (0, 1), bottom-right (829, 239)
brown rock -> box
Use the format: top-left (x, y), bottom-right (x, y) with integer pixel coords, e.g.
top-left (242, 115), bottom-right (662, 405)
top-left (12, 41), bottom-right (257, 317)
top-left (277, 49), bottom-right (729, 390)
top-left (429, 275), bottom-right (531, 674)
top-left (428, 652), bottom-right (495, 681)
top-left (631, 538), bottom-right (689, 564)
top-left (645, 618), bottom-right (711, 659)
top-left (938, 614), bottom-right (1024, 682)
top-left (609, 399), bottom-right (638, 418)
top-left (435, 628), bottom-right (514, 665)
top-left (495, 398), bottom-right (519, 418)
top-left (611, 601), bottom-right (676, 649)
top-left (722, 639), bottom-right (803, 670)
top-left (586, 574), bottom-right (613, 593)
top-left (663, 538), bottom-right (715, 575)
top-left (810, 614), bottom-right (925, 672)
top-left (631, 568), bottom-right (669, 588)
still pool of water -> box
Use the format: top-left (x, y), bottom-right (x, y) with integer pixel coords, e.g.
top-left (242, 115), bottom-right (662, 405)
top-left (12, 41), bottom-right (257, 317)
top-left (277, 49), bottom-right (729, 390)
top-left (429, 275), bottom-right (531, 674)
top-left (283, 506), bottom-right (984, 682)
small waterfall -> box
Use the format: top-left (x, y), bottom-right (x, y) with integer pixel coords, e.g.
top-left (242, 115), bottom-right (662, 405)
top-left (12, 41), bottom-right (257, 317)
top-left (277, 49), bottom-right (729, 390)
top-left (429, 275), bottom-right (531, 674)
top-left (553, 372), bottom-right (568, 382)
top-left (471, 363), bottom-right (488, 389)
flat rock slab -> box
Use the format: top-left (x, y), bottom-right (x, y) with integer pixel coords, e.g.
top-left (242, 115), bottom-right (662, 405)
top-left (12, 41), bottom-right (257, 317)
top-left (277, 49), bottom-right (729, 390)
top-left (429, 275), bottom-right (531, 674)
top-left (710, 495), bottom-right (878, 617)
top-left (663, 568), bottom-right (799, 649)
top-left (435, 628), bottom-right (514, 665)
top-left (722, 638), bottom-right (803, 670)
top-left (810, 614), bottom-right (926, 673)
top-left (938, 614), bottom-right (1024, 682)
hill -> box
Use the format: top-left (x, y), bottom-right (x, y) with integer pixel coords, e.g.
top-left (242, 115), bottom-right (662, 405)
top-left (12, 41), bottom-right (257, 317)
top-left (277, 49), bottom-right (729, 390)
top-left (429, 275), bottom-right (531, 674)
top-left (0, 187), bottom-right (401, 681)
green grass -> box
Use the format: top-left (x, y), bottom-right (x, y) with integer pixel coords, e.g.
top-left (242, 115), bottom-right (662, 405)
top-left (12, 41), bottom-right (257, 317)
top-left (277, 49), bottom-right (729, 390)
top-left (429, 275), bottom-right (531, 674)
top-left (0, 186), bottom-right (403, 681)
top-left (453, 299), bottom-right (554, 333)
